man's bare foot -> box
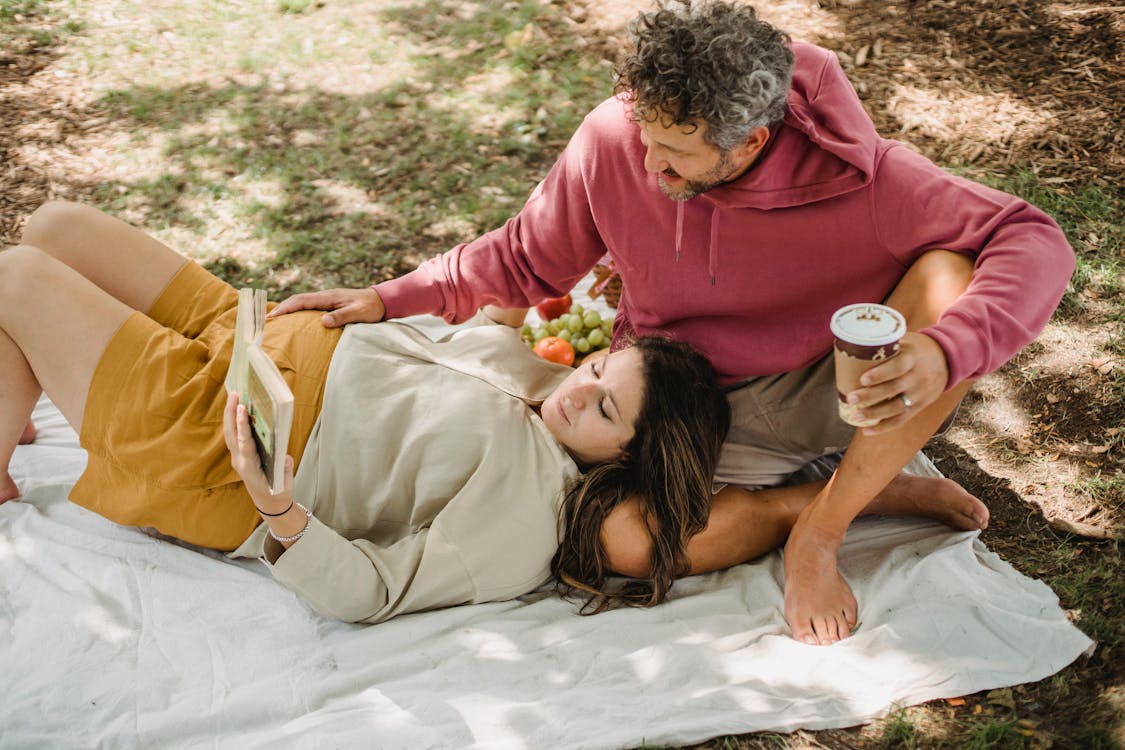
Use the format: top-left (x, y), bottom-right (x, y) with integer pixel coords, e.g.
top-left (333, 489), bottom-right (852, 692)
top-left (1, 473), bottom-right (19, 504)
top-left (783, 520), bottom-right (857, 645)
top-left (19, 421), bottom-right (36, 445)
top-left (862, 474), bottom-right (989, 531)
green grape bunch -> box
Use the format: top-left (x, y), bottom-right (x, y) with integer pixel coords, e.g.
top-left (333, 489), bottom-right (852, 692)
top-left (522, 303), bottom-right (614, 355)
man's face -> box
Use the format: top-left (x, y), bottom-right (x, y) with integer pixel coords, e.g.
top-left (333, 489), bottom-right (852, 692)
top-left (637, 115), bottom-right (757, 201)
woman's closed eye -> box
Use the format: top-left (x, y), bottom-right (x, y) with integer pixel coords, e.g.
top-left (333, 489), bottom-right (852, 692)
top-left (591, 360), bottom-right (613, 421)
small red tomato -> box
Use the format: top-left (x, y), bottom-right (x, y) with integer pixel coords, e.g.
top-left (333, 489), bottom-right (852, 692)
top-left (532, 336), bottom-right (576, 366)
top-left (535, 294), bottom-right (572, 321)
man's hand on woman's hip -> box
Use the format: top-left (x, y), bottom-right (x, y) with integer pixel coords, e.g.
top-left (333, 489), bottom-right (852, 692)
top-left (268, 287), bottom-right (386, 327)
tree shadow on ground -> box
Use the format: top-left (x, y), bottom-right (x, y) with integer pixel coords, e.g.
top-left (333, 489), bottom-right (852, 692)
top-left (1, 0), bottom-right (607, 294)
top-left (0, 3), bottom-right (74, 243)
top-left (814, 0), bottom-right (1123, 182)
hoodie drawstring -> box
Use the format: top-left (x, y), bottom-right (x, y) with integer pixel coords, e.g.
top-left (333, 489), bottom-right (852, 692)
top-left (708, 206), bottom-right (719, 286)
top-left (673, 201), bottom-right (720, 286)
top-left (674, 202), bottom-right (684, 263)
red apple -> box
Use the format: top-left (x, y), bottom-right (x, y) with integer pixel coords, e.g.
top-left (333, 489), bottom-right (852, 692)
top-left (535, 294), bottom-right (572, 321)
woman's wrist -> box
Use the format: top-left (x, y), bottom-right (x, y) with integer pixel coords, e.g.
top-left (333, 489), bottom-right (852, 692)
top-left (255, 499), bottom-right (293, 517)
top-left (264, 502), bottom-right (312, 547)
top-left (251, 487), bottom-right (292, 517)
top-left (252, 491), bottom-right (311, 548)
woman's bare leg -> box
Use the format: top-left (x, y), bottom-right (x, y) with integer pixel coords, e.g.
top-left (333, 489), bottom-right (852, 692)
top-left (0, 329), bottom-right (40, 503)
top-left (1, 245), bottom-right (133, 502)
top-left (16, 202), bottom-right (189, 443)
top-left (21, 201), bottom-right (188, 315)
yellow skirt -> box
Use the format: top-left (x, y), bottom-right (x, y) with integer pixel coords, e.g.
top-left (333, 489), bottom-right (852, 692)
top-left (72, 261), bottom-right (342, 551)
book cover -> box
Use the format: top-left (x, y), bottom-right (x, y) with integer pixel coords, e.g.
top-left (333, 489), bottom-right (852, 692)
top-left (226, 288), bottom-right (294, 494)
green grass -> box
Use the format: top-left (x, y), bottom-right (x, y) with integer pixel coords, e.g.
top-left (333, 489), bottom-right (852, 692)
top-left (967, 170), bottom-right (1125, 317)
top-left (957, 718), bottom-right (1032, 750)
top-left (51, 0), bottom-right (608, 296)
top-left (875, 708), bottom-right (919, 749)
top-left (1042, 538), bottom-right (1124, 650)
top-left (0, 0), bottom-right (82, 48)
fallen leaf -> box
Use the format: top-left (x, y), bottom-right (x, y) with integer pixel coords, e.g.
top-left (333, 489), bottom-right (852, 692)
top-left (945, 696), bottom-right (967, 706)
top-left (1088, 356), bottom-right (1117, 375)
top-left (988, 687), bottom-right (1016, 709)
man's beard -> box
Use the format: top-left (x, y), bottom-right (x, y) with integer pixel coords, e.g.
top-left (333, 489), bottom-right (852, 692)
top-left (657, 149), bottom-right (739, 201)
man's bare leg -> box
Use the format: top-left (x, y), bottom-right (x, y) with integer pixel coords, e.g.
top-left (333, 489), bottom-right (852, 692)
top-left (783, 250), bottom-right (977, 645)
top-left (0, 246), bottom-right (133, 503)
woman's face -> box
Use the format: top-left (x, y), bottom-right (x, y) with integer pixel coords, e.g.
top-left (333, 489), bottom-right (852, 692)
top-left (540, 347), bottom-right (646, 466)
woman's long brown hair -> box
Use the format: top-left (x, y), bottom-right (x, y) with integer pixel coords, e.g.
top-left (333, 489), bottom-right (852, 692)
top-left (551, 336), bottom-right (730, 613)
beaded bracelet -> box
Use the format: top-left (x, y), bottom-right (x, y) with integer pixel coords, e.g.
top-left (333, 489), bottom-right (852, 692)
top-left (254, 500), bottom-right (293, 517)
top-left (268, 502), bottom-right (312, 544)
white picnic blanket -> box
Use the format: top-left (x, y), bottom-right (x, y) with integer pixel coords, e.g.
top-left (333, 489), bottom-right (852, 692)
top-left (1, 391), bottom-right (1094, 749)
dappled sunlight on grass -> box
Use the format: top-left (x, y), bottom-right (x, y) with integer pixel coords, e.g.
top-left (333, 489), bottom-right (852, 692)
top-left (6, 0), bottom-right (611, 295)
top-left (887, 84), bottom-right (1054, 156)
top-left (59, 0), bottom-right (424, 94)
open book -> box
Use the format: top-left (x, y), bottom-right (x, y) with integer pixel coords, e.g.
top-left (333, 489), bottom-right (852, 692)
top-left (224, 288), bottom-right (294, 494)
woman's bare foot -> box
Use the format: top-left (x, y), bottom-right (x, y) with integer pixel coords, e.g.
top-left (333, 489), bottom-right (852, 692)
top-left (863, 473), bottom-right (989, 530)
top-left (1, 472), bottom-right (19, 504)
top-left (19, 421), bottom-right (36, 444)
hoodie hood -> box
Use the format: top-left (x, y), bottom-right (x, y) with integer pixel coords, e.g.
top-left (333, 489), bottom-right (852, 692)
top-left (701, 42), bottom-right (880, 211)
top-left (674, 43), bottom-right (883, 283)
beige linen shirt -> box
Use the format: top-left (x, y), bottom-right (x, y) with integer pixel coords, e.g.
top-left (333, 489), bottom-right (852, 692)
top-left (231, 316), bottom-right (579, 623)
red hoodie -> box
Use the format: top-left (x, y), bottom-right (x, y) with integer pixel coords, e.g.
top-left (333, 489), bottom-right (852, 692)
top-left (376, 43), bottom-right (1075, 387)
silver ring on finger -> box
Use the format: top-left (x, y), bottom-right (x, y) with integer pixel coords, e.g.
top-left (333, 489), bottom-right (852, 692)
top-left (901, 393), bottom-right (913, 409)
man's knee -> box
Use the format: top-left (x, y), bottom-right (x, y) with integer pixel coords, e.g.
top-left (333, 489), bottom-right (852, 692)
top-left (888, 249), bottom-right (975, 330)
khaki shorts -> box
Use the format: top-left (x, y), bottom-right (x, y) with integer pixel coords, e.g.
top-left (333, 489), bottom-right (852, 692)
top-left (715, 354), bottom-right (853, 490)
top-left (717, 352), bottom-right (959, 490)
top-left (72, 261), bottom-right (341, 551)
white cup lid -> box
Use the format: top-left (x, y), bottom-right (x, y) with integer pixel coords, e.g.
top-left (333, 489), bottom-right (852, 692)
top-left (830, 303), bottom-right (906, 346)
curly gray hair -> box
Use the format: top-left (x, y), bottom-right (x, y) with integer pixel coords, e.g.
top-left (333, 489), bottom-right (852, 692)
top-left (616, 0), bottom-right (795, 151)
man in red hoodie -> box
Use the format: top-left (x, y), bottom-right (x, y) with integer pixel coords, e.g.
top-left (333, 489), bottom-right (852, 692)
top-left (271, 1), bottom-right (1075, 644)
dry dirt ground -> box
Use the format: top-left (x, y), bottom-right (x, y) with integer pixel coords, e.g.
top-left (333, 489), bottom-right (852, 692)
top-left (2, 0), bottom-right (1123, 746)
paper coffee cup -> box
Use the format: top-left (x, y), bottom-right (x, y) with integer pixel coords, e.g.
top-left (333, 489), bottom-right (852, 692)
top-left (831, 303), bottom-right (906, 427)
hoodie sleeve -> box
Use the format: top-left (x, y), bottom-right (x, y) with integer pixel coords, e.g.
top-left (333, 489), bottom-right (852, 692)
top-left (870, 144), bottom-right (1075, 387)
top-left (374, 111), bottom-right (614, 323)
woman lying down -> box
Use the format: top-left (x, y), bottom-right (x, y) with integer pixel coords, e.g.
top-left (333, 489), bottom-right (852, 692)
top-left (0, 201), bottom-right (731, 624)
